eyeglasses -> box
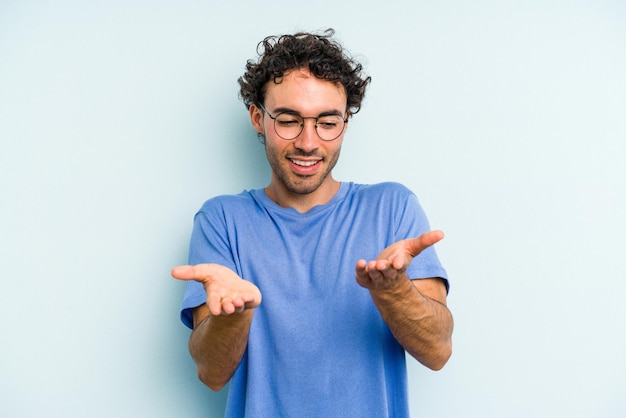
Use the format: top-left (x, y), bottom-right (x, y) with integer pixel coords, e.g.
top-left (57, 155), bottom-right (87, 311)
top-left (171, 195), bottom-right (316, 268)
top-left (258, 103), bottom-right (348, 141)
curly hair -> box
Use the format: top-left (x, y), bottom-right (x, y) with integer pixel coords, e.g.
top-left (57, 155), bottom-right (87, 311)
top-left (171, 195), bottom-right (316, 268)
top-left (238, 29), bottom-right (371, 115)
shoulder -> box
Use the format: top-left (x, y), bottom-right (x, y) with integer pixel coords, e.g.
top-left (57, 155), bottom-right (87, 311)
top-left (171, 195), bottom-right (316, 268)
top-left (350, 181), bottom-right (416, 200)
top-left (196, 190), bottom-right (258, 213)
top-left (346, 182), bottom-right (426, 222)
top-left (193, 190), bottom-right (263, 225)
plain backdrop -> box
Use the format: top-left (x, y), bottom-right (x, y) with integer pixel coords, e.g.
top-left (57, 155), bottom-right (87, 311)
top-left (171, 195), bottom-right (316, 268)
top-left (1, 1), bottom-right (625, 417)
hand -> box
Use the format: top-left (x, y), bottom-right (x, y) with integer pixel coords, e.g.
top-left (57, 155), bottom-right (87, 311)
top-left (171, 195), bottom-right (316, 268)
top-left (171, 264), bottom-right (262, 316)
top-left (355, 230), bottom-right (444, 291)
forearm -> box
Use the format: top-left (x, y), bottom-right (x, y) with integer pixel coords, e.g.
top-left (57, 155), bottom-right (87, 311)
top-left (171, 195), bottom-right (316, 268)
top-left (189, 310), bottom-right (254, 390)
top-left (370, 279), bottom-right (453, 370)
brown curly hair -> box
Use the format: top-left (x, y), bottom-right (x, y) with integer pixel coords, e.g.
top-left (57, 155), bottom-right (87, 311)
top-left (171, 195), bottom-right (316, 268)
top-left (238, 29), bottom-right (371, 115)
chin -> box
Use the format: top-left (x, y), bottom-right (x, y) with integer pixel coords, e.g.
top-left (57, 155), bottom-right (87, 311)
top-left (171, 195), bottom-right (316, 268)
top-left (286, 177), bottom-right (325, 195)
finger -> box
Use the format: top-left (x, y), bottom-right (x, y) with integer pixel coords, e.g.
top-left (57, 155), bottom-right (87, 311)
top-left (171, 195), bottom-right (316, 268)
top-left (171, 264), bottom-right (216, 282)
top-left (171, 265), bottom-right (194, 280)
top-left (388, 254), bottom-right (409, 271)
top-left (375, 259), bottom-right (405, 280)
top-left (231, 297), bottom-right (245, 308)
top-left (370, 259), bottom-right (389, 271)
top-left (355, 259), bottom-right (367, 270)
top-left (207, 291), bottom-right (224, 316)
top-left (355, 260), bottom-right (368, 279)
top-left (406, 230), bottom-right (444, 257)
top-left (231, 297), bottom-right (246, 313)
top-left (367, 262), bottom-right (385, 281)
top-left (221, 299), bottom-right (236, 315)
top-left (222, 296), bottom-right (249, 315)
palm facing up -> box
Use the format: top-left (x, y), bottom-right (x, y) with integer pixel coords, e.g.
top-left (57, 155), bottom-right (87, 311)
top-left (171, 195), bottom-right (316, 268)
top-left (171, 264), bottom-right (262, 316)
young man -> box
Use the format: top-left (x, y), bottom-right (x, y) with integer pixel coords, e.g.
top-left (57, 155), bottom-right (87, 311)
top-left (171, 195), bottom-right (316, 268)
top-left (172, 29), bottom-right (453, 417)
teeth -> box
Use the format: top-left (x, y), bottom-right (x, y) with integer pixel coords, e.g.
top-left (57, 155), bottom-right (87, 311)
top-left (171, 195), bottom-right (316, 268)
top-left (292, 159), bottom-right (318, 167)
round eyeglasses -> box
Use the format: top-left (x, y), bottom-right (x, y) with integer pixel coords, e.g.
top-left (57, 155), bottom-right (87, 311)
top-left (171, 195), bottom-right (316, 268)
top-left (258, 103), bottom-right (348, 141)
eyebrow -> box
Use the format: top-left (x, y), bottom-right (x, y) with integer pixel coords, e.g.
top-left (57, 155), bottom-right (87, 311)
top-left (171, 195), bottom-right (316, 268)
top-left (272, 107), bottom-right (345, 117)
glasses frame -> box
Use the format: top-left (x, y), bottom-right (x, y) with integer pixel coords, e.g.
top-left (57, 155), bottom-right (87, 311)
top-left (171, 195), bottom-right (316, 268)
top-left (257, 103), bottom-right (348, 141)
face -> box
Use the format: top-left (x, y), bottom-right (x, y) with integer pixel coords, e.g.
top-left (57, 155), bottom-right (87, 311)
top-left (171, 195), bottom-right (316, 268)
top-left (250, 68), bottom-right (348, 201)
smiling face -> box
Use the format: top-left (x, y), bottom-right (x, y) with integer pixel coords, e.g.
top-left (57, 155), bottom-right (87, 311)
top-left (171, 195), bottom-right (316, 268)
top-left (250, 68), bottom-right (348, 211)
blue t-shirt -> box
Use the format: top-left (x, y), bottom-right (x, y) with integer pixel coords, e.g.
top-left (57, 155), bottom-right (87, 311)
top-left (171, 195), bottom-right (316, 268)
top-left (181, 182), bottom-right (448, 418)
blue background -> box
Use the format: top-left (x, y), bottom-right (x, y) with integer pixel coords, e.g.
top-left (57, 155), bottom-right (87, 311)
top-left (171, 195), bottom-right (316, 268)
top-left (1, 1), bottom-right (625, 416)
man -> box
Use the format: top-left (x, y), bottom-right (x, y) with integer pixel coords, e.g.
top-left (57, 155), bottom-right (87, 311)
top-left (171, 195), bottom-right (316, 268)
top-left (172, 29), bottom-right (453, 417)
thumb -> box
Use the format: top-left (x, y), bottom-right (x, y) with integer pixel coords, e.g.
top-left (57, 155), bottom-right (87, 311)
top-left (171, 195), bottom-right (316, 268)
top-left (407, 230), bottom-right (444, 257)
top-left (171, 265), bottom-right (200, 281)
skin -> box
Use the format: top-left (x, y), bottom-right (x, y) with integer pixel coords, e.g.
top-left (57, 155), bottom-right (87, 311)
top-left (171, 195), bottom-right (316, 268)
top-left (251, 68), bottom-right (347, 213)
top-left (172, 67), bottom-right (453, 390)
top-left (355, 230), bottom-right (453, 370)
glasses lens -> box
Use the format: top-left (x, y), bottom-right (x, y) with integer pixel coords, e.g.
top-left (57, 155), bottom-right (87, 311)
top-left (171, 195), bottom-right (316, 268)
top-left (274, 113), bottom-right (303, 140)
top-left (272, 112), bottom-right (345, 141)
top-left (316, 115), bottom-right (344, 141)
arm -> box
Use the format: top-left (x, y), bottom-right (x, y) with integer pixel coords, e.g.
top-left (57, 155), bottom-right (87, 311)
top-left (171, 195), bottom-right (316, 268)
top-left (172, 264), bottom-right (262, 390)
top-left (355, 230), bottom-right (453, 370)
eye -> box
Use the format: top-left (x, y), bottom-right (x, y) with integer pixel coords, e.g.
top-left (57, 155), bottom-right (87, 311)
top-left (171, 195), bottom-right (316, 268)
top-left (275, 114), bottom-right (302, 127)
top-left (317, 116), bottom-right (342, 129)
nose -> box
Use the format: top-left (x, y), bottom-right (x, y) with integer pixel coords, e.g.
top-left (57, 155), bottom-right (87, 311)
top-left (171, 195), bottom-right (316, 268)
top-left (293, 119), bottom-right (320, 152)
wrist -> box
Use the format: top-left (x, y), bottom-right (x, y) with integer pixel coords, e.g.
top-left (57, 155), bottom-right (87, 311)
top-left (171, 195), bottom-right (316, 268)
top-left (369, 278), bottom-right (415, 301)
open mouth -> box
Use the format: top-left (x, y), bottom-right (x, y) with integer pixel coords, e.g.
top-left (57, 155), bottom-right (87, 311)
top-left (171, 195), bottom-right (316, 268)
top-left (290, 159), bottom-right (321, 167)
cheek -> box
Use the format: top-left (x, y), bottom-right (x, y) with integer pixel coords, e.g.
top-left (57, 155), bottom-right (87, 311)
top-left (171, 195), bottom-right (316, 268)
top-left (328, 139), bottom-right (344, 155)
top-left (264, 136), bottom-right (287, 157)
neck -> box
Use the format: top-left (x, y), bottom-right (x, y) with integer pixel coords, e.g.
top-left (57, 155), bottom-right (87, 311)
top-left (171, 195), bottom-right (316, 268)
top-left (265, 177), bottom-right (340, 214)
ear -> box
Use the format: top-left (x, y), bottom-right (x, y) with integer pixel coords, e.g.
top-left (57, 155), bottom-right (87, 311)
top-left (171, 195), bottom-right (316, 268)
top-left (343, 111), bottom-right (351, 134)
top-left (249, 104), bottom-right (264, 134)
